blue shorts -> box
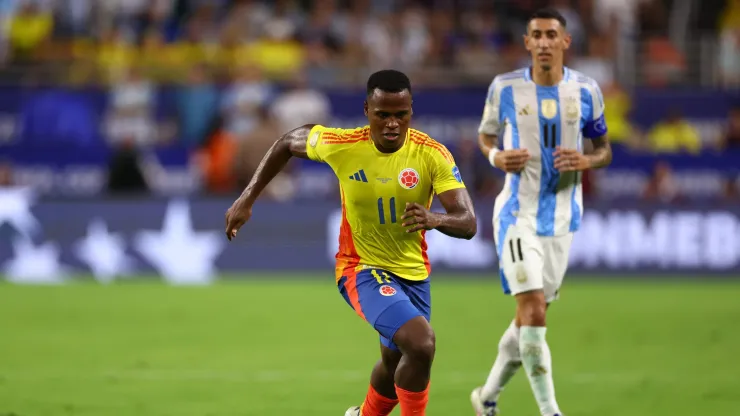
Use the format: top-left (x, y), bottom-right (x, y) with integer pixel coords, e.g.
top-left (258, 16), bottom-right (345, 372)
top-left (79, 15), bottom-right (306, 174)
top-left (338, 267), bottom-right (431, 351)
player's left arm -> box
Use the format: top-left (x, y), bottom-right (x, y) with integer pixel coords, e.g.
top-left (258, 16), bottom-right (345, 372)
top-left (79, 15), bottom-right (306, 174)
top-left (582, 135), bottom-right (612, 169)
top-left (401, 150), bottom-right (477, 240)
top-left (555, 83), bottom-right (613, 172)
top-left (402, 189), bottom-right (477, 240)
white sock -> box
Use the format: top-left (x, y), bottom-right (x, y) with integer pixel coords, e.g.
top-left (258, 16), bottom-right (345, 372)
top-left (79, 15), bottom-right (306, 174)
top-left (480, 320), bottom-right (522, 403)
top-left (520, 326), bottom-right (561, 416)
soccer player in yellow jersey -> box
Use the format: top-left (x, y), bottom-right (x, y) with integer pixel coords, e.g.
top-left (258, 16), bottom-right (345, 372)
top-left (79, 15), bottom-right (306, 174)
top-left (225, 70), bottom-right (477, 416)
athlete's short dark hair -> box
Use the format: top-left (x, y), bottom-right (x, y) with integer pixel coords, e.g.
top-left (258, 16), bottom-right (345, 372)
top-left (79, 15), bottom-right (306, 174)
top-left (528, 7), bottom-right (567, 29)
top-left (366, 70), bottom-right (411, 98)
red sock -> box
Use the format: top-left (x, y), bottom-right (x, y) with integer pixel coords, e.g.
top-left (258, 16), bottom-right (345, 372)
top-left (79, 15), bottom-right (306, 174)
top-left (360, 384), bottom-right (399, 416)
top-left (394, 383), bottom-right (429, 415)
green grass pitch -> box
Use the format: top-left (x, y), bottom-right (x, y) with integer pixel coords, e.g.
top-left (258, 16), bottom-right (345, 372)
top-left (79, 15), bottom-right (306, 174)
top-left (1, 276), bottom-right (738, 415)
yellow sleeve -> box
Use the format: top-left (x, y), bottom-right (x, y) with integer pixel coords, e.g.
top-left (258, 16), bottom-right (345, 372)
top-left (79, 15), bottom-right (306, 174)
top-left (306, 125), bottom-right (367, 165)
top-left (307, 125), bottom-right (344, 164)
top-left (429, 144), bottom-right (466, 195)
top-left (305, 125), bottom-right (327, 163)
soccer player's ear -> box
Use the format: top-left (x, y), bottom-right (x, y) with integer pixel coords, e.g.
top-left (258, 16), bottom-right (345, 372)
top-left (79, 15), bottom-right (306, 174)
top-left (562, 31), bottom-right (572, 50)
top-left (523, 34), bottom-right (532, 52)
top-left (363, 100), bottom-right (368, 117)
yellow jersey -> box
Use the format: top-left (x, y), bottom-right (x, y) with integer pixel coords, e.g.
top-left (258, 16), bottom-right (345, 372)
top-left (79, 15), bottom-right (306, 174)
top-left (306, 125), bottom-right (466, 282)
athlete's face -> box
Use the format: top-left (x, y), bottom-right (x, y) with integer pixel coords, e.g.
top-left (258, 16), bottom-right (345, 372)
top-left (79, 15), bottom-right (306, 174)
top-left (524, 18), bottom-right (571, 71)
top-left (364, 89), bottom-right (412, 153)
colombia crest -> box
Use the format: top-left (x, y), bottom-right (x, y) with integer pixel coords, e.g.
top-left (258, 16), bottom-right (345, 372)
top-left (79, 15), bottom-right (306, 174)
top-left (398, 168), bottom-right (419, 189)
top-left (379, 285), bottom-right (397, 296)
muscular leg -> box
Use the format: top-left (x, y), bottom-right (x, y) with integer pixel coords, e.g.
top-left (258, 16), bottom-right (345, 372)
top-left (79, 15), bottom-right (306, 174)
top-left (516, 290), bottom-right (560, 416)
top-left (364, 315), bottom-right (432, 415)
top-left (516, 290), bottom-right (547, 326)
top-left (370, 344), bottom-right (402, 399)
top-left (392, 316), bottom-right (436, 391)
top-left (360, 318), bottom-right (434, 416)
top-left (343, 270), bottom-right (434, 415)
top-left (359, 345), bottom-right (402, 416)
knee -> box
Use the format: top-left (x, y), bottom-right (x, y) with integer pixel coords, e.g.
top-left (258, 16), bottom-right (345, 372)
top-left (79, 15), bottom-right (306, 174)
top-left (406, 329), bottom-right (436, 363)
top-left (521, 304), bottom-right (546, 325)
top-left (380, 347), bottom-right (403, 374)
top-left (394, 318), bottom-right (436, 363)
top-left (516, 292), bottom-right (547, 326)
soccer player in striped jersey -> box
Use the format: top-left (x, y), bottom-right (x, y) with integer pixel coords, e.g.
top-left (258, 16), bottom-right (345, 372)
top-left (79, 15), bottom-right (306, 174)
top-left (469, 8), bottom-right (613, 416)
top-left (225, 69), bottom-right (477, 416)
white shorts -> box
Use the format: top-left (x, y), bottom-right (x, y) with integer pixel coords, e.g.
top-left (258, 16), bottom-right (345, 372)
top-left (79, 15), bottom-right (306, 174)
top-left (494, 222), bottom-right (574, 303)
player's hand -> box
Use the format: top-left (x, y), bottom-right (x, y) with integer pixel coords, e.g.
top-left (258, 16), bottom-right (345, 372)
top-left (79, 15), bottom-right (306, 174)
top-left (224, 199), bottom-right (252, 241)
top-left (554, 146), bottom-right (591, 172)
top-left (401, 202), bottom-right (440, 233)
top-left (494, 149), bottom-right (530, 173)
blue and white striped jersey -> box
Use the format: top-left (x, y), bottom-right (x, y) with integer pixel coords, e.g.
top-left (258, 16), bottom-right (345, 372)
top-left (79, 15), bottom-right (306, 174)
top-left (479, 67), bottom-right (608, 237)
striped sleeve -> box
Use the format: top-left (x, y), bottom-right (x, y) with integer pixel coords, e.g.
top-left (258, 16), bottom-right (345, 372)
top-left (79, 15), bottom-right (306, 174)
top-left (478, 76), bottom-right (502, 135)
top-left (305, 125), bottom-right (326, 162)
top-left (582, 82), bottom-right (608, 139)
top-left (306, 125), bottom-right (369, 163)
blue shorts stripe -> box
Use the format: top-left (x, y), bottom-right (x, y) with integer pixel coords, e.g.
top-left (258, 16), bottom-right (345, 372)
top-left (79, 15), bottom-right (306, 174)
top-left (496, 220), bottom-right (513, 295)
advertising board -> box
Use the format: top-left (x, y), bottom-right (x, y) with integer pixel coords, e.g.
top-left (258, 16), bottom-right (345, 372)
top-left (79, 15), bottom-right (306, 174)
top-left (1, 189), bottom-right (737, 284)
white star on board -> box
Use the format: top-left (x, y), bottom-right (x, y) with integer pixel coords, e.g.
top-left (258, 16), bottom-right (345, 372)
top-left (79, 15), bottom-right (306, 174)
top-left (74, 219), bottom-right (136, 283)
top-left (133, 199), bottom-right (224, 285)
top-left (0, 186), bottom-right (40, 238)
top-left (3, 238), bottom-right (68, 284)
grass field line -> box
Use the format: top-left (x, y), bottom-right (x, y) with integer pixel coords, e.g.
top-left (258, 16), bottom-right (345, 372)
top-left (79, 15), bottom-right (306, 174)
top-left (0, 369), bottom-right (708, 385)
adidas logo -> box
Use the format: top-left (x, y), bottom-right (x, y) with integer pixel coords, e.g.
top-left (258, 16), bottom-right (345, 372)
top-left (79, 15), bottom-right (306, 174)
top-left (531, 365), bottom-right (548, 377)
top-left (349, 169), bottom-right (368, 182)
top-left (518, 105), bottom-right (532, 116)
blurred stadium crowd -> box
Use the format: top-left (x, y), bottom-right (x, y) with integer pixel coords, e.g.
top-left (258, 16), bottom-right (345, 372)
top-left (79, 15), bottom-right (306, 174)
top-left (0, 0), bottom-right (738, 202)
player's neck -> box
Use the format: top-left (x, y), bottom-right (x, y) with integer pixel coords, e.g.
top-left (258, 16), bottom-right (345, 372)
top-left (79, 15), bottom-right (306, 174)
top-left (531, 65), bottom-right (563, 87)
top-left (371, 134), bottom-right (406, 154)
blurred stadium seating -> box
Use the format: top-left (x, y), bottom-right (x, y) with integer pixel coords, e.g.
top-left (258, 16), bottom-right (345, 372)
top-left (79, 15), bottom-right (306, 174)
top-left (0, 0), bottom-right (738, 281)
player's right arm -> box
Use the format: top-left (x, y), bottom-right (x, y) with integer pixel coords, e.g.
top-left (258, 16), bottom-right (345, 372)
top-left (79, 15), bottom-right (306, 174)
top-left (224, 124), bottom-right (316, 240)
top-left (478, 77), bottom-right (529, 173)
